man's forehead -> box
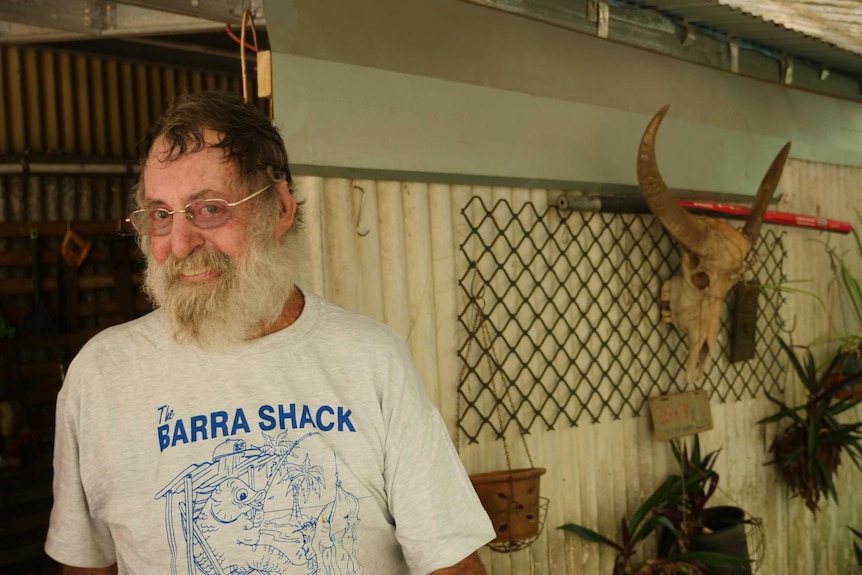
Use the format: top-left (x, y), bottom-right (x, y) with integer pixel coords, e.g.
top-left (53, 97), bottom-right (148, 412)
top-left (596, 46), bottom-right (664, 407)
top-left (141, 145), bottom-right (241, 203)
top-left (148, 130), bottom-right (227, 163)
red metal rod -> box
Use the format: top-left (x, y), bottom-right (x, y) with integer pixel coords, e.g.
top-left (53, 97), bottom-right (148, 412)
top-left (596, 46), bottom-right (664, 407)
top-left (556, 195), bottom-right (852, 234)
top-left (677, 200), bottom-right (852, 234)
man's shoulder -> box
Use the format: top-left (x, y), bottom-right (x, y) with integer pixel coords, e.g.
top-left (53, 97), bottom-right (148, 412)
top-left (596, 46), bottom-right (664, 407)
top-left (61, 310), bottom-right (169, 389)
top-left (77, 310), bottom-right (168, 357)
top-left (315, 295), bottom-right (405, 344)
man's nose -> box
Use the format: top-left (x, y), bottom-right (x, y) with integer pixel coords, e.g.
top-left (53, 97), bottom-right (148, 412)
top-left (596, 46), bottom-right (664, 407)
top-left (169, 213), bottom-right (204, 258)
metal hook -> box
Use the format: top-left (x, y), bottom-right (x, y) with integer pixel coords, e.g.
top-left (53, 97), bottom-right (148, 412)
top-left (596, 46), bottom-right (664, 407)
top-left (353, 185), bottom-right (371, 237)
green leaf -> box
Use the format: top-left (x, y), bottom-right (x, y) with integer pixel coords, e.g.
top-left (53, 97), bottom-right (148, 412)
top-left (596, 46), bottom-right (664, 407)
top-left (621, 516), bottom-right (631, 549)
top-left (841, 264), bottom-right (862, 327)
top-left (814, 458), bottom-right (839, 503)
top-left (805, 349), bottom-right (818, 390)
top-left (758, 404), bottom-right (806, 425)
top-left (691, 435), bottom-right (702, 464)
top-left (844, 442), bottom-right (862, 468)
top-left (702, 450), bottom-right (720, 471)
top-left (630, 513), bottom-right (669, 546)
top-left (629, 475), bottom-right (680, 536)
top-left (558, 523), bottom-right (624, 552)
top-left (779, 339), bottom-right (811, 389)
top-left (671, 439), bottom-right (683, 465)
top-left (827, 400), bottom-right (862, 417)
top-left (778, 444), bottom-right (806, 466)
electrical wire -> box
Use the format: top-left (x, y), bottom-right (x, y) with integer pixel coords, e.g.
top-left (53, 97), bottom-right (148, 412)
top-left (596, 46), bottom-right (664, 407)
top-left (240, 10), bottom-right (259, 104)
top-left (224, 23), bottom-right (258, 53)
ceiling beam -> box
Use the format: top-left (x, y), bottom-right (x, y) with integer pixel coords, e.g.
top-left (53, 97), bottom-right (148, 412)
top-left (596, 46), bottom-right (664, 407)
top-left (0, 0), bottom-right (113, 36)
top-left (0, 0), bottom-right (265, 44)
top-left (116, 0), bottom-right (265, 25)
top-left (0, 1), bottom-right (258, 42)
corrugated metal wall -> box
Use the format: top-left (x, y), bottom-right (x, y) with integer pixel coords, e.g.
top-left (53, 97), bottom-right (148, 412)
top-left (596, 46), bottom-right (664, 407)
top-left (0, 45), bottom-right (243, 159)
top-left (292, 162), bottom-right (862, 575)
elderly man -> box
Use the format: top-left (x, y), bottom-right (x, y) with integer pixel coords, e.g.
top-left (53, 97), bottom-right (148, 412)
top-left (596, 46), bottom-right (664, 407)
top-left (46, 91), bottom-right (494, 575)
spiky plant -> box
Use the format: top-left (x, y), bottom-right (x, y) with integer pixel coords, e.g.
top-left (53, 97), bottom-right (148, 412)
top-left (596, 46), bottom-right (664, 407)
top-left (824, 210), bottom-right (862, 348)
top-left (759, 338), bottom-right (862, 514)
top-left (816, 208), bottom-right (862, 401)
top-left (559, 474), bottom-right (747, 574)
top-left (656, 435), bottom-right (721, 552)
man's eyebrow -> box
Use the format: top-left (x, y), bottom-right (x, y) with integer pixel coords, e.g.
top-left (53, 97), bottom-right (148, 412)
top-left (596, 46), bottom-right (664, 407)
top-left (143, 189), bottom-right (220, 207)
top-left (143, 198), bottom-right (167, 208)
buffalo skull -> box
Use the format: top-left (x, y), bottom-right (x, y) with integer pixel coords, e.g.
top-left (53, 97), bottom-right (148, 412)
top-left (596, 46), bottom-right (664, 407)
top-left (636, 105), bottom-right (791, 384)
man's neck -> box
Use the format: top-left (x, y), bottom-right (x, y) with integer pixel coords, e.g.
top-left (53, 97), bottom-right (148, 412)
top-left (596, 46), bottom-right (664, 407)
top-left (259, 286), bottom-right (305, 337)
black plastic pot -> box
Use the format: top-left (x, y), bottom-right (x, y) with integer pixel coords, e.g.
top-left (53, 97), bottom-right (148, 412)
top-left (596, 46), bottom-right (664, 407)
top-left (689, 506), bottom-right (752, 575)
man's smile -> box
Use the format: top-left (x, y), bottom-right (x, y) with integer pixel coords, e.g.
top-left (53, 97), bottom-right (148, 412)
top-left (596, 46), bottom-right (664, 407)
top-left (179, 269), bottom-right (220, 282)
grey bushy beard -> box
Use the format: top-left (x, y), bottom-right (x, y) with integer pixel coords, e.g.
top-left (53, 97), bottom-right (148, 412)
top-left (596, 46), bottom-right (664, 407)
top-left (143, 218), bottom-right (299, 350)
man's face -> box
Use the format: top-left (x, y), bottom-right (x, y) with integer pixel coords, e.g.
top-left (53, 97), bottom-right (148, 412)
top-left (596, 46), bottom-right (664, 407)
top-left (143, 134), bottom-right (251, 267)
top-left (140, 133), bottom-right (299, 348)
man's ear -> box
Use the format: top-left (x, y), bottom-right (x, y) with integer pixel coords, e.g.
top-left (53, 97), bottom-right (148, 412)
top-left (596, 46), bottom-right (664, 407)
top-left (274, 180), bottom-right (297, 240)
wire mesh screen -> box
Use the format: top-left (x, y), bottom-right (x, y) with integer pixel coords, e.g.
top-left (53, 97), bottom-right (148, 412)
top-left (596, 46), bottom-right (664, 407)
top-left (456, 196), bottom-right (787, 443)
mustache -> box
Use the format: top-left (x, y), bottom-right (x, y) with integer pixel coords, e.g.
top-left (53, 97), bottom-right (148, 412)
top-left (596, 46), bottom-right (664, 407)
top-left (157, 249), bottom-right (234, 279)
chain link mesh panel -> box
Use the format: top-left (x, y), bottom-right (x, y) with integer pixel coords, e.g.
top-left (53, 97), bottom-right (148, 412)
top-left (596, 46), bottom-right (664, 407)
top-left (457, 196), bottom-right (787, 443)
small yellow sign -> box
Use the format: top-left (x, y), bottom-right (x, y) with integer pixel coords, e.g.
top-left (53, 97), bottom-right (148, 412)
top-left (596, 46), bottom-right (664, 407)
top-left (648, 389), bottom-right (713, 441)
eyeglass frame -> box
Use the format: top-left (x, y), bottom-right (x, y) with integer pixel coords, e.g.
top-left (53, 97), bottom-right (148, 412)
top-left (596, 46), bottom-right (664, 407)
top-left (125, 182), bottom-right (274, 236)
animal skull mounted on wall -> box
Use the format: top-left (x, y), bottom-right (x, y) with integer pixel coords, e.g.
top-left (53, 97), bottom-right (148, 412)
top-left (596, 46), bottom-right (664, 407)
top-left (636, 105), bottom-right (791, 384)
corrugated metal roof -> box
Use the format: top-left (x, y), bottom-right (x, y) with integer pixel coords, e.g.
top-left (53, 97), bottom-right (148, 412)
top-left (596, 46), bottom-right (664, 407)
top-left (725, 1), bottom-right (862, 54)
top-left (629, 0), bottom-right (862, 76)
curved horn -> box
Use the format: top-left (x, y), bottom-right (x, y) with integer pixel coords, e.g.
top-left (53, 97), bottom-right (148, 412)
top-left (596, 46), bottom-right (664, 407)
top-left (637, 105), bottom-right (709, 253)
top-left (742, 142), bottom-right (791, 248)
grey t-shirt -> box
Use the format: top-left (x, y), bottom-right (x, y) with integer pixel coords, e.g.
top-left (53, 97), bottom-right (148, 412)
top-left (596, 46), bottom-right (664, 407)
top-left (46, 291), bottom-right (494, 574)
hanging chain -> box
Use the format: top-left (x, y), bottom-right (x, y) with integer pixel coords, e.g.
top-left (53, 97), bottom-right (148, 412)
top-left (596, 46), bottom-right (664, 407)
top-left (456, 294), bottom-right (535, 470)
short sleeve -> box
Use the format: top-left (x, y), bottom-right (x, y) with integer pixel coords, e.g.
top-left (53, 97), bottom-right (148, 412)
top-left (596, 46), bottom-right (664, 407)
top-left (44, 371), bottom-right (117, 568)
top-left (383, 359), bottom-right (495, 574)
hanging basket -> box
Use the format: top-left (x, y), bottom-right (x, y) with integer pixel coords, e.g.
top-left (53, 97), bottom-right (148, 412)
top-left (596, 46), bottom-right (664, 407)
top-left (470, 467), bottom-right (548, 553)
top-left (458, 299), bottom-right (549, 553)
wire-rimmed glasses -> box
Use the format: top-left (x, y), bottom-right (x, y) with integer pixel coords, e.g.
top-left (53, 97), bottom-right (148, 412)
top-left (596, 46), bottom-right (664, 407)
top-left (125, 183), bottom-right (273, 236)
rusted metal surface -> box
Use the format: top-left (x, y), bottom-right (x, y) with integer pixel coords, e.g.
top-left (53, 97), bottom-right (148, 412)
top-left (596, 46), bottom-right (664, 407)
top-left (24, 49), bottom-right (41, 152)
top-left (58, 52), bottom-right (75, 153)
top-left (20, 55), bottom-right (239, 153)
top-left (6, 46), bottom-right (25, 153)
top-left (41, 52), bottom-right (60, 152)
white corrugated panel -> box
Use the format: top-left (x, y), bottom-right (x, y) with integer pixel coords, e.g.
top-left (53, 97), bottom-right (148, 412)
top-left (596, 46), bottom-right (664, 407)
top-left (292, 163), bottom-right (862, 574)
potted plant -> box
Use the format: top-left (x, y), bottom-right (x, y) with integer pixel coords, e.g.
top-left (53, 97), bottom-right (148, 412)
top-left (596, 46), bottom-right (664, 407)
top-left (559, 471), bottom-right (749, 574)
top-left (660, 436), bottom-right (720, 544)
top-left (758, 338), bottom-right (862, 514)
top-left (656, 436), bottom-right (752, 575)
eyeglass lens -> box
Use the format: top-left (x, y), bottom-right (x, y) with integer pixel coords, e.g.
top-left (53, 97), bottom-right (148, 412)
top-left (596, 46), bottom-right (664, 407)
top-left (131, 200), bottom-right (233, 236)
